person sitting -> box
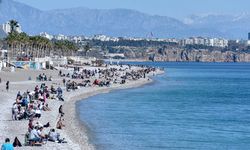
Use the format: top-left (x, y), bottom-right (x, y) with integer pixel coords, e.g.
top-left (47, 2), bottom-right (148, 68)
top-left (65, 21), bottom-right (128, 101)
top-left (48, 129), bottom-right (60, 142)
top-left (16, 91), bottom-right (21, 99)
top-left (12, 103), bottom-right (18, 120)
top-left (42, 103), bottom-right (51, 111)
top-left (50, 85), bottom-right (57, 94)
top-left (28, 119), bottom-right (34, 132)
top-left (34, 107), bottom-right (42, 119)
top-left (1, 138), bottom-right (14, 150)
top-left (49, 76), bottom-right (52, 81)
top-left (16, 106), bottom-right (25, 120)
top-left (37, 127), bottom-right (46, 143)
top-left (38, 93), bottom-right (44, 102)
top-left (29, 126), bottom-right (42, 145)
top-left (24, 107), bottom-right (35, 119)
top-left (13, 137), bottom-right (22, 147)
top-left (93, 79), bottom-right (99, 85)
top-left (57, 87), bottom-right (63, 96)
top-left (56, 117), bottom-right (65, 129)
top-left (21, 97), bottom-right (28, 107)
top-left (44, 75), bottom-right (47, 81)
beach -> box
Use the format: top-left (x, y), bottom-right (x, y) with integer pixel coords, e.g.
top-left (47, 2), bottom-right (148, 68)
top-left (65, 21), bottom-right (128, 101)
top-left (0, 65), bottom-right (163, 150)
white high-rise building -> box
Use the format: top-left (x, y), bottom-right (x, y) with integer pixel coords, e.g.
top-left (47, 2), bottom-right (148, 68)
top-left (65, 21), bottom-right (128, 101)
top-left (2, 22), bottom-right (11, 34)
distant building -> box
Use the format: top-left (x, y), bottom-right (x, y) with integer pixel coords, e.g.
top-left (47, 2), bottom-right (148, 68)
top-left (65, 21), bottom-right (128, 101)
top-left (40, 32), bottom-right (53, 40)
top-left (2, 23), bottom-right (11, 34)
top-left (54, 34), bottom-right (68, 40)
top-left (93, 34), bottom-right (119, 42)
top-left (247, 33), bottom-right (250, 46)
top-left (180, 37), bottom-right (228, 48)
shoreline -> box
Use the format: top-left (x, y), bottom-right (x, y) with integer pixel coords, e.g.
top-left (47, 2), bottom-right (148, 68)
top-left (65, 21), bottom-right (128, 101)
top-left (63, 72), bottom-right (163, 150)
top-left (0, 66), bottom-right (164, 150)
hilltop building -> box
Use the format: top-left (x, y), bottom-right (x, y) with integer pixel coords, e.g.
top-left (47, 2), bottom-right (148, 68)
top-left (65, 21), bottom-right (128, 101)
top-left (40, 32), bottom-right (54, 40)
top-left (54, 34), bottom-right (69, 40)
top-left (93, 34), bottom-right (119, 42)
top-left (180, 37), bottom-right (228, 48)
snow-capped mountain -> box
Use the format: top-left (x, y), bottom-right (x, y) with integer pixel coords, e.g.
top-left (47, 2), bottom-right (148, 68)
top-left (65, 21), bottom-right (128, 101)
top-left (184, 13), bottom-right (250, 38)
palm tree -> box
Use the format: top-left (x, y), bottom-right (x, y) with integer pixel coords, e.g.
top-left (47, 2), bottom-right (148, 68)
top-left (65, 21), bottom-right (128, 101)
top-left (83, 42), bottom-right (91, 56)
top-left (9, 20), bottom-right (19, 34)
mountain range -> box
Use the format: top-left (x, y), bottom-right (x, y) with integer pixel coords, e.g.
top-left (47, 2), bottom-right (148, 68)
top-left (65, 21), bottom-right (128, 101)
top-left (0, 0), bottom-right (250, 39)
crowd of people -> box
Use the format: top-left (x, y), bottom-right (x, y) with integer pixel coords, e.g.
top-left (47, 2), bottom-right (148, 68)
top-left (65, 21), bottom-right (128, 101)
top-left (59, 64), bottom-right (159, 90)
top-left (36, 73), bottom-right (52, 82)
top-left (9, 81), bottom-right (67, 147)
top-left (2, 64), bottom-right (160, 148)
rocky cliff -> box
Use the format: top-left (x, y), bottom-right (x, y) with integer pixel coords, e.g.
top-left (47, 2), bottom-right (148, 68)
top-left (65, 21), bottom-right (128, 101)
top-left (153, 48), bottom-right (250, 62)
top-left (113, 46), bottom-right (250, 62)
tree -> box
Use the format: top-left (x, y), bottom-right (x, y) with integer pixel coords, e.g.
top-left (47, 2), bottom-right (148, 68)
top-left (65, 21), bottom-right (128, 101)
top-left (83, 42), bottom-right (91, 56)
top-left (9, 20), bottom-right (19, 34)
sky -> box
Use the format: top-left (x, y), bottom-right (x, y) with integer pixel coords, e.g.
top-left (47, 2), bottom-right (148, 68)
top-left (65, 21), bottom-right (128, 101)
top-left (16, 0), bottom-right (250, 19)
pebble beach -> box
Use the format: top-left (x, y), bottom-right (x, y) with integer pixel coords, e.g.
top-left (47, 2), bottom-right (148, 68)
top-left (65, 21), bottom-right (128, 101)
top-left (0, 65), bottom-right (163, 150)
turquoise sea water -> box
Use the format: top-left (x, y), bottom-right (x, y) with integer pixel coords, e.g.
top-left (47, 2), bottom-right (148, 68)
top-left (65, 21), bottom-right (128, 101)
top-left (77, 62), bottom-right (250, 150)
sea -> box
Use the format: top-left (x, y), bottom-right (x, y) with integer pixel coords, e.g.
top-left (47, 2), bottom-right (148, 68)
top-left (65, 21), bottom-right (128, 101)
top-left (76, 62), bottom-right (250, 150)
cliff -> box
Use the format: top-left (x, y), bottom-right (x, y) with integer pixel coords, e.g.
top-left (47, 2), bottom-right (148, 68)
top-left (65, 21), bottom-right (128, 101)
top-left (110, 46), bottom-right (250, 62)
top-left (154, 48), bottom-right (250, 62)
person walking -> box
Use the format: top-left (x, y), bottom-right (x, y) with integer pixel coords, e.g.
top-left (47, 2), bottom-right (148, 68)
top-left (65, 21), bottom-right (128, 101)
top-left (6, 81), bottom-right (9, 92)
top-left (58, 105), bottom-right (64, 117)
